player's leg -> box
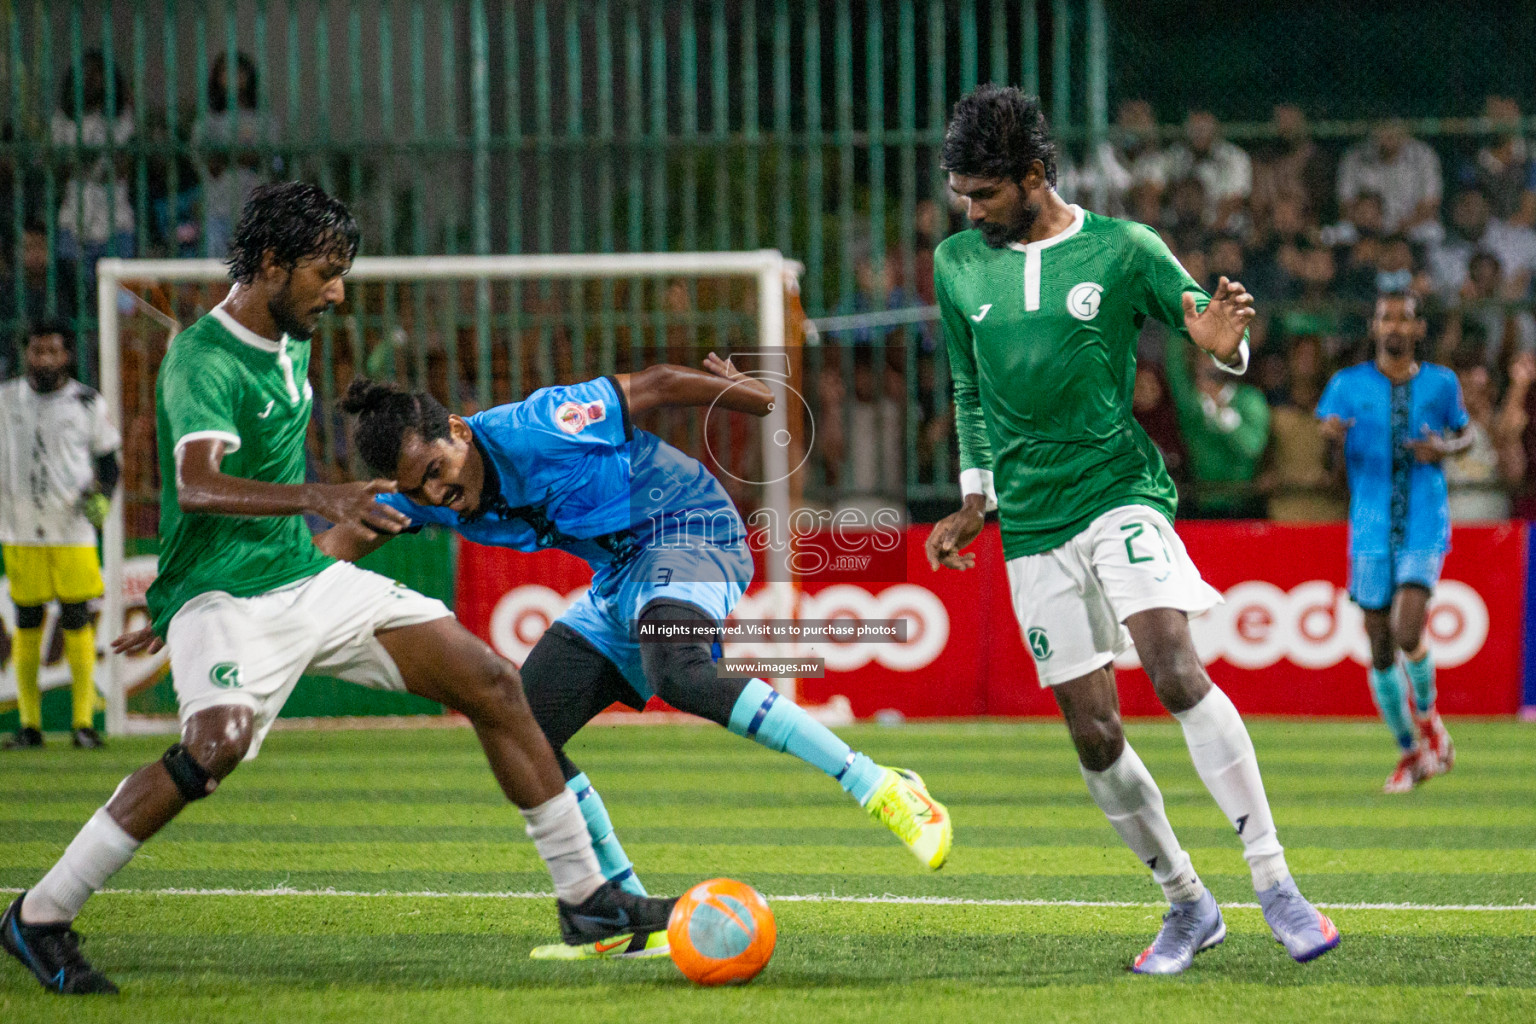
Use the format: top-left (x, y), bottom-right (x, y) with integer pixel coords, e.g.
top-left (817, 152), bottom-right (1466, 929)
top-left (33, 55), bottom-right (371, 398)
top-left (634, 599), bottom-right (950, 869)
top-left (58, 603), bottom-right (100, 745)
top-left (1364, 602), bottom-right (1422, 794)
top-left (2, 545), bottom-right (49, 749)
top-left (1053, 666), bottom-right (1223, 975)
top-left (368, 612), bottom-right (676, 948)
top-left (1125, 607), bottom-right (1338, 962)
top-left (1051, 666), bottom-right (1210, 904)
top-left (3, 603), bottom-right (46, 749)
top-left (3, 704), bottom-right (253, 994)
top-left (3, 580), bottom-right (312, 995)
top-left (1125, 608), bottom-right (1289, 879)
top-left (520, 622), bottom-right (650, 895)
top-left (1091, 505), bottom-right (1337, 962)
top-left (1392, 578), bottom-right (1453, 775)
top-left (53, 546), bottom-right (107, 747)
top-left (1007, 529), bottom-right (1218, 974)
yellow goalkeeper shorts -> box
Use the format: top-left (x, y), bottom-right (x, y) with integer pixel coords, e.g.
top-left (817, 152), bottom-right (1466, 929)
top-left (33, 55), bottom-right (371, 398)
top-left (2, 545), bottom-right (104, 607)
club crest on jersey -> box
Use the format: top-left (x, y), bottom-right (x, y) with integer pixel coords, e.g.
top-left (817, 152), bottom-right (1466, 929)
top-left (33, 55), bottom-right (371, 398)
top-left (1066, 282), bottom-right (1103, 321)
top-left (555, 401), bottom-right (589, 433)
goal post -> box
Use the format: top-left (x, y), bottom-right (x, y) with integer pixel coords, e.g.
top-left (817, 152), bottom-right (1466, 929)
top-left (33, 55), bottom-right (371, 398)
top-left (96, 251), bottom-right (801, 736)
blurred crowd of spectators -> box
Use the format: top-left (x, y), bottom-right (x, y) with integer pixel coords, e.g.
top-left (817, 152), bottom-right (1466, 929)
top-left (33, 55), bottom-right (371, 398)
top-left (0, 49), bottom-right (272, 378)
top-left (1053, 96), bottom-right (1536, 521)
top-left (13, 52), bottom-right (1536, 523)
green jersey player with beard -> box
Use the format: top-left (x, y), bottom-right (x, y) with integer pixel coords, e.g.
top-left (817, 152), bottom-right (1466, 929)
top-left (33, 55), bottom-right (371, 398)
top-left (925, 86), bottom-right (1340, 975)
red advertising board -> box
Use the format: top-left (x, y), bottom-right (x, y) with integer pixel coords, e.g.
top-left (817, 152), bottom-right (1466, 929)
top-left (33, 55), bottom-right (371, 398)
top-left (455, 522), bottom-right (1526, 718)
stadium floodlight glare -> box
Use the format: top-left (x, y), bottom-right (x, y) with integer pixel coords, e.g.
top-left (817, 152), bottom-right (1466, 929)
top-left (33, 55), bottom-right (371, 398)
top-left (97, 251), bottom-right (799, 736)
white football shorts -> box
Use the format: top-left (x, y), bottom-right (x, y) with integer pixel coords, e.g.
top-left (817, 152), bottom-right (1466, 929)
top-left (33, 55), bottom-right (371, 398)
top-left (167, 560), bottom-right (452, 759)
top-left (1005, 504), bottom-right (1222, 687)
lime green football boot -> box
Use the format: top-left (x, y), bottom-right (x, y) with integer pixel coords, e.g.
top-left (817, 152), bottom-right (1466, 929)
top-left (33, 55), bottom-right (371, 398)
top-left (529, 929), bottom-right (670, 961)
top-left (865, 766), bottom-right (952, 869)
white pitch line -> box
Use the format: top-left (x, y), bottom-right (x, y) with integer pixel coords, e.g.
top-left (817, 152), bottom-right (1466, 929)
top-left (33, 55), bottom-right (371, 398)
top-left (2, 886), bottom-right (1532, 913)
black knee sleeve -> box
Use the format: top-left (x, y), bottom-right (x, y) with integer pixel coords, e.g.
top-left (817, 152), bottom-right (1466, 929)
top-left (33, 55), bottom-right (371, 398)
top-left (638, 603), bottom-right (748, 726)
top-left (59, 602), bottom-right (91, 631)
top-left (162, 743), bottom-right (215, 801)
top-left (14, 604), bottom-right (45, 630)
top-left (520, 622), bottom-right (642, 756)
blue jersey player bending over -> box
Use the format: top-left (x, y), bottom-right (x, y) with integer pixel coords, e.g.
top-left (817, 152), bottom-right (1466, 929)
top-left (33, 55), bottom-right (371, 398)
top-left (327, 358), bottom-right (952, 959)
top-left (1317, 292), bottom-right (1467, 793)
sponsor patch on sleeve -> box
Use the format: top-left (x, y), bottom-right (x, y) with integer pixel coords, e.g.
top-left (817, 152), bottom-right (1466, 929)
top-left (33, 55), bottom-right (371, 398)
top-left (584, 400), bottom-right (606, 423)
top-left (554, 401), bottom-right (588, 433)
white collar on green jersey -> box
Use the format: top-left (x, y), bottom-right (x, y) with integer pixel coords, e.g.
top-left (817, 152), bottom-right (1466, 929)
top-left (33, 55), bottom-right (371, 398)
top-left (1006, 203), bottom-right (1086, 254)
top-left (211, 303), bottom-right (287, 354)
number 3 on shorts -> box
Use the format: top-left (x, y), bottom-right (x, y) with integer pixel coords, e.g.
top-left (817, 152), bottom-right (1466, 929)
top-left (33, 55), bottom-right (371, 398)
top-left (1119, 521), bottom-right (1170, 565)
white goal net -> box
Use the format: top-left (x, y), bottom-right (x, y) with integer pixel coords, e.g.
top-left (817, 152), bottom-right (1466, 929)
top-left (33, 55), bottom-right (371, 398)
top-left (95, 252), bottom-right (803, 735)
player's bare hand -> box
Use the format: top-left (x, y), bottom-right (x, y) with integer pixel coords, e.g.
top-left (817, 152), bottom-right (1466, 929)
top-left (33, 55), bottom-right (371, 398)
top-left (1183, 277), bottom-right (1255, 366)
top-left (926, 504), bottom-right (985, 571)
top-left (311, 479), bottom-right (411, 534)
top-left (1404, 428), bottom-right (1453, 464)
top-left (703, 352), bottom-right (774, 416)
top-left (1318, 415), bottom-right (1354, 442)
top-left (111, 626), bottom-right (164, 656)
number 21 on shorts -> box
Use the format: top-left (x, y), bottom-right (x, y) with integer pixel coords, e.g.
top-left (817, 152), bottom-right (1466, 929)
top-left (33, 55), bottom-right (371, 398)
top-left (1119, 521), bottom-right (1171, 565)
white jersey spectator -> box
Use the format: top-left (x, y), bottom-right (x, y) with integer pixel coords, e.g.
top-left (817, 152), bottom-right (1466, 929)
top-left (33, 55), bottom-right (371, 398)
top-left (1470, 96), bottom-right (1536, 227)
top-left (1056, 141), bottom-right (1135, 217)
top-left (1428, 188), bottom-right (1536, 299)
top-left (1161, 111), bottom-right (1252, 232)
top-left (1337, 121), bottom-right (1442, 240)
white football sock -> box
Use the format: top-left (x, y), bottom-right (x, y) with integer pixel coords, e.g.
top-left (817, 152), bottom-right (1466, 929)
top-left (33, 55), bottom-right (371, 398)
top-left (522, 788), bottom-right (605, 905)
top-left (1174, 686), bottom-right (1290, 891)
top-left (22, 807), bottom-right (141, 925)
top-left (1081, 743), bottom-right (1205, 905)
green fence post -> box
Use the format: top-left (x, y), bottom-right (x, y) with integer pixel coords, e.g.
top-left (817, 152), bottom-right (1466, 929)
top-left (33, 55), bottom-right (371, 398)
top-left (1086, 0), bottom-right (1107, 210)
top-left (804, 4), bottom-right (824, 314)
top-left (959, 0), bottom-right (977, 93)
top-left (596, 0), bottom-right (616, 376)
top-left (1052, 0), bottom-right (1071, 136)
top-left (990, 0), bottom-right (1008, 85)
top-left (472, 0), bottom-right (491, 408)
top-left (503, 0), bottom-right (523, 398)
top-left (1022, 0), bottom-right (1039, 96)
top-left (409, 0), bottom-right (428, 391)
top-left (740, 1), bottom-right (759, 250)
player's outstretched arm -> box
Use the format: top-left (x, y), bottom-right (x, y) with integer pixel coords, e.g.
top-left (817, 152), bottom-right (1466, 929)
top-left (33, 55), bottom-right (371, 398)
top-left (615, 355), bottom-right (774, 417)
top-left (177, 437), bottom-right (411, 535)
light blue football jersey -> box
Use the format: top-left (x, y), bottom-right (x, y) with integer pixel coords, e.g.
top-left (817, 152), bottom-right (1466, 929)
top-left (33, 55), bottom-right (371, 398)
top-left (1316, 361), bottom-right (1468, 556)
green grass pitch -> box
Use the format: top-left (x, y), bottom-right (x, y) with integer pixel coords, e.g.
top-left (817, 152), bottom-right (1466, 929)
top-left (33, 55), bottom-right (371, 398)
top-left (2, 718), bottom-right (1534, 1022)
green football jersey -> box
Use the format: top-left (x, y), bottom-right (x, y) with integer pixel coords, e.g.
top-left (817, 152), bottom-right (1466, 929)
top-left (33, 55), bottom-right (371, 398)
top-left (936, 205), bottom-right (1232, 559)
top-left (145, 307), bottom-right (334, 634)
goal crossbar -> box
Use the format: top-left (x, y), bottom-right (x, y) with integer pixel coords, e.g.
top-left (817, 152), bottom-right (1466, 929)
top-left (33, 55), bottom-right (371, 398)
top-left (96, 251), bottom-right (796, 735)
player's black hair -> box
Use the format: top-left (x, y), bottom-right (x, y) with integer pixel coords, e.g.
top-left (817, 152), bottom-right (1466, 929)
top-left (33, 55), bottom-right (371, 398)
top-left (25, 316), bottom-right (76, 352)
top-left (940, 84), bottom-right (1057, 188)
top-left (342, 377), bottom-right (452, 477)
top-left (226, 181), bottom-right (360, 285)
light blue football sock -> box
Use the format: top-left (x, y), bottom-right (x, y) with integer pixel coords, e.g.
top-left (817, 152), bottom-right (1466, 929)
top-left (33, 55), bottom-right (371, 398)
top-left (727, 678), bottom-right (886, 806)
top-left (1403, 651), bottom-right (1436, 715)
top-left (1367, 666), bottom-right (1416, 751)
top-left (567, 773), bottom-right (646, 896)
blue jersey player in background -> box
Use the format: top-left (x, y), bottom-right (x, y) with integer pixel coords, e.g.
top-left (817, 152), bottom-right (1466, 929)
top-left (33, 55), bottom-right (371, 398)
top-left (324, 355), bottom-right (952, 959)
top-left (1317, 292), bottom-right (1468, 794)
